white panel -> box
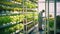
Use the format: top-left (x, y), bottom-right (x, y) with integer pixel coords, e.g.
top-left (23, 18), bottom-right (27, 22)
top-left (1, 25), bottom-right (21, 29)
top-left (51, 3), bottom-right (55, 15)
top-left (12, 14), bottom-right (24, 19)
top-left (38, 0), bottom-right (45, 12)
top-left (49, 3), bottom-right (54, 17)
top-left (57, 2), bottom-right (60, 15)
top-left (38, 0), bottom-right (45, 1)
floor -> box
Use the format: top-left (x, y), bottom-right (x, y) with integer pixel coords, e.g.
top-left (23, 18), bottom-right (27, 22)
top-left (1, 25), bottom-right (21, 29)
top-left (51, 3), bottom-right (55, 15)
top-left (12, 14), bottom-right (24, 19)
top-left (30, 25), bottom-right (44, 34)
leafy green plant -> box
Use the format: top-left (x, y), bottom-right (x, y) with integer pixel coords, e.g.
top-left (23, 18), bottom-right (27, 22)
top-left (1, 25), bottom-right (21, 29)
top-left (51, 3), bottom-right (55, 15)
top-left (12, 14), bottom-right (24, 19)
top-left (0, 16), bottom-right (11, 25)
top-left (0, 14), bottom-right (25, 25)
top-left (49, 18), bottom-right (54, 28)
top-left (34, 13), bottom-right (38, 21)
top-left (0, 23), bottom-right (24, 34)
top-left (10, 15), bottom-right (24, 22)
top-left (25, 1), bottom-right (37, 8)
top-left (14, 23), bottom-right (24, 30)
top-left (25, 13), bottom-right (33, 22)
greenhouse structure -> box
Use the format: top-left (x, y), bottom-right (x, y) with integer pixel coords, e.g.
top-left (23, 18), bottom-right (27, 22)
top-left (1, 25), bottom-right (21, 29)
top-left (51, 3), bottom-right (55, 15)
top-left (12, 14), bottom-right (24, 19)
top-left (0, 0), bottom-right (60, 34)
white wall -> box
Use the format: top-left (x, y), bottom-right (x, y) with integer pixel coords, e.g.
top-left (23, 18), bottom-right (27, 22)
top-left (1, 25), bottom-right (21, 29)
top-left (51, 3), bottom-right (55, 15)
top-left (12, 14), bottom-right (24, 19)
top-left (38, 0), bottom-right (60, 17)
top-left (38, 0), bottom-right (45, 12)
top-left (57, 2), bottom-right (60, 15)
top-left (49, 2), bottom-right (60, 17)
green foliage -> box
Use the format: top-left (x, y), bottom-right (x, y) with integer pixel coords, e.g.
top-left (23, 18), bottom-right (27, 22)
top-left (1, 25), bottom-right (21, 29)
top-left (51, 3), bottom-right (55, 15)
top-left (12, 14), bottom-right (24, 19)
top-left (8, 23), bottom-right (24, 32)
top-left (0, 16), bottom-right (11, 25)
top-left (56, 15), bottom-right (60, 29)
top-left (0, 1), bottom-right (13, 6)
top-left (0, 23), bottom-right (24, 34)
top-left (26, 13), bottom-right (33, 18)
top-left (49, 18), bottom-right (54, 28)
top-left (0, 0), bottom-right (37, 10)
top-left (0, 0), bottom-right (7, 1)
top-left (25, 13), bottom-right (33, 22)
top-left (10, 15), bottom-right (24, 22)
top-left (0, 0), bottom-right (38, 34)
top-left (25, 1), bottom-right (37, 8)
top-left (34, 13), bottom-right (38, 21)
top-left (14, 23), bottom-right (24, 30)
top-left (0, 1), bottom-right (23, 9)
top-left (0, 6), bottom-right (23, 11)
top-left (0, 15), bottom-right (25, 25)
top-left (12, 0), bottom-right (22, 3)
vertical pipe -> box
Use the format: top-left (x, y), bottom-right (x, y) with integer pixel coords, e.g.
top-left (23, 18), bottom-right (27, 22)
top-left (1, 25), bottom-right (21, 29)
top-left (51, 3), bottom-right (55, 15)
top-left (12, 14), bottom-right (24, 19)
top-left (22, 0), bottom-right (25, 34)
top-left (45, 0), bottom-right (47, 34)
top-left (47, 0), bottom-right (49, 34)
top-left (38, 0), bottom-right (41, 31)
top-left (38, 0), bottom-right (39, 30)
top-left (26, 6), bottom-right (28, 34)
top-left (54, 0), bottom-right (56, 34)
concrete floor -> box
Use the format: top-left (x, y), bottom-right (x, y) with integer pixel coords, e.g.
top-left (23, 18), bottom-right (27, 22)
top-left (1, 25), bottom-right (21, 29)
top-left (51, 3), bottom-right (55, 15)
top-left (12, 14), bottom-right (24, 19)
top-left (30, 25), bottom-right (44, 34)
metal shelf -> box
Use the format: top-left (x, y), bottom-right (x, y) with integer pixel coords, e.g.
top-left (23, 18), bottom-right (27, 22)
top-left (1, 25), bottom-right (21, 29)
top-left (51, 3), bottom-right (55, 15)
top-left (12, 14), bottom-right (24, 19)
top-left (28, 24), bottom-right (38, 33)
top-left (11, 30), bottom-right (23, 34)
top-left (24, 21), bottom-right (33, 25)
top-left (0, 21), bottom-right (21, 29)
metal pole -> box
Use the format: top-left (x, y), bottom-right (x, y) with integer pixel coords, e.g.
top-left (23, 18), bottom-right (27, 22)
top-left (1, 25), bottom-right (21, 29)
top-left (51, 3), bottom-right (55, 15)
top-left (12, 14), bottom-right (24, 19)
top-left (25, 6), bottom-right (28, 34)
top-left (47, 0), bottom-right (50, 34)
top-left (54, 0), bottom-right (56, 34)
top-left (45, 0), bottom-right (47, 34)
top-left (22, 0), bottom-right (25, 34)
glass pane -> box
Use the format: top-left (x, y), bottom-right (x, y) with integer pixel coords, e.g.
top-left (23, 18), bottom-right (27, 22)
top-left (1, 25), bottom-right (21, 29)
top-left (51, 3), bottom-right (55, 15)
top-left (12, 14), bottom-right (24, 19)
top-left (56, 1), bottom-right (60, 34)
top-left (49, 2), bottom-right (54, 34)
top-left (46, 0), bottom-right (54, 34)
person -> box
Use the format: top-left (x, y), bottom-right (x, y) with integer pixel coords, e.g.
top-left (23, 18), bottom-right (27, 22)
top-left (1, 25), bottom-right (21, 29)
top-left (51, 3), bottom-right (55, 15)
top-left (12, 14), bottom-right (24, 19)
top-left (38, 10), bottom-right (45, 31)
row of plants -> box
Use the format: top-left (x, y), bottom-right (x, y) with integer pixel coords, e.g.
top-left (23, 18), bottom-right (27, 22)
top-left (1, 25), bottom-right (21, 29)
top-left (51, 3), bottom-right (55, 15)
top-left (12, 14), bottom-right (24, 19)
top-left (0, 0), bottom-right (38, 34)
top-left (12, 0), bottom-right (37, 8)
top-left (26, 13), bottom-right (38, 30)
top-left (0, 23), bottom-right (24, 34)
top-left (0, 0), bottom-right (22, 7)
top-left (0, 13), bottom-right (38, 25)
top-left (0, 6), bottom-right (23, 11)
top-left (0, 12), bottom-right (38, 34)
top-left (0, 6), bottom-right (37, 12)
top-left (0, 0), bottom-right (37, 11)
top-left (0, 13), bottom-right (37, 32)
top-left (23, 13), bottom-right (38, 23)
top-left (0, 15), bottom-right (24, 26)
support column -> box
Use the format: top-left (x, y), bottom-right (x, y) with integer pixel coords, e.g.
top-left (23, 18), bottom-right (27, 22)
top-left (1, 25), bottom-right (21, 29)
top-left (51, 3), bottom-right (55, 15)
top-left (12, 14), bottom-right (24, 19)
top-left (54, 0), bottom-right (56, 34)
top-left (47, 0), bottom-right (50, 34)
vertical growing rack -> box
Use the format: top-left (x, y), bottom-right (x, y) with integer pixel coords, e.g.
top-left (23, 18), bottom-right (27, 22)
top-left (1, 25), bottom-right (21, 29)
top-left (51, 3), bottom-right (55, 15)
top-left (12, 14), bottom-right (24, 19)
top-left (0, 0), bottom-right (38, 34)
